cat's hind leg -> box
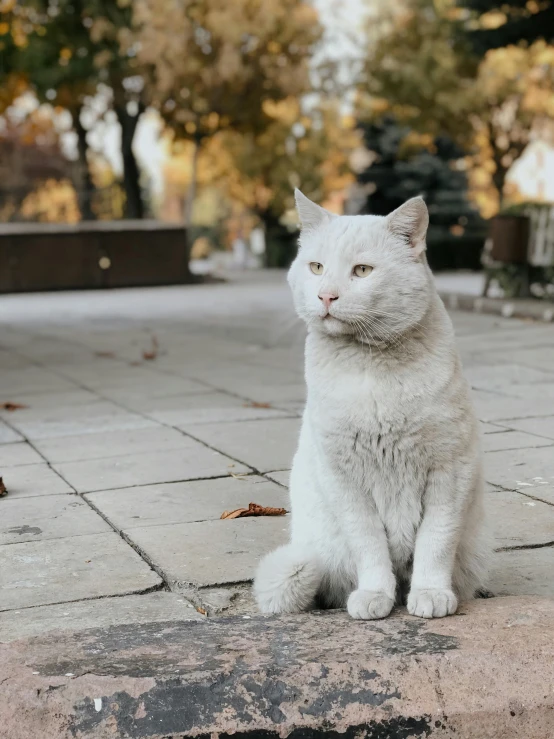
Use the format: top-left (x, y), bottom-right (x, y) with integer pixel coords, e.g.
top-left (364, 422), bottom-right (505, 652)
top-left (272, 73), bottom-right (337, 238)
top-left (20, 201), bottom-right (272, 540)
top-left (253, 544), bottom-right (322, 614)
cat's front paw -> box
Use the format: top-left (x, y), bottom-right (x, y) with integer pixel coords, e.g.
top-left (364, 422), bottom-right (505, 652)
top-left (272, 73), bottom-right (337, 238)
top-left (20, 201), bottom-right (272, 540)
top-left (347, 589), bottom-right (394, 620)
top-left (407, 588), bottom-right (458, 618)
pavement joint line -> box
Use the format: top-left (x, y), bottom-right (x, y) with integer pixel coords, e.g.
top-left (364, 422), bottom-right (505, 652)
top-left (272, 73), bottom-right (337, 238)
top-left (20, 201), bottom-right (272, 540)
top-left (0, 383), bottom-right (176, 586)
top-left (484, 442), bottom-right (554, 453)
top-left (2, 329), bottom-right (300, 472)
top-left (486, 482), bottom-right (554, 507)
top-left (78, 472), bottom-right (255, 495)
top-left (0, 581), bottom-right (165, 614)
top-left (495, 540), bottom-right (554, 552)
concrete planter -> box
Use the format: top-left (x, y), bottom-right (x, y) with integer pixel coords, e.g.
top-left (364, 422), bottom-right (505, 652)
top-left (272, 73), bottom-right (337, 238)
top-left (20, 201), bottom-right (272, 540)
top-left (0, 220), bottom-right (192, 293)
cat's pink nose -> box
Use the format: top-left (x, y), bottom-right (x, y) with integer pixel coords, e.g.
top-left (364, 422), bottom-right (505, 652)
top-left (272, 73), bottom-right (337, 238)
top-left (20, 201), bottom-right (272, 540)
top-left (318, 293), bottom-right (339, 310)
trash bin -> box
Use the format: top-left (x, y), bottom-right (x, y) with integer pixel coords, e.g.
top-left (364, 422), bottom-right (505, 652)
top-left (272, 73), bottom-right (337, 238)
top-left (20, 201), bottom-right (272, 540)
top-left (490, 215), bottom-right (529, 264)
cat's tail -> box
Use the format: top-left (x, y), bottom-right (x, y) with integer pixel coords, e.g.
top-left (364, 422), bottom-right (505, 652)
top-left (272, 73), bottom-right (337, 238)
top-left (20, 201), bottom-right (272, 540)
top-left (254, 544), bottom-right (322, 614)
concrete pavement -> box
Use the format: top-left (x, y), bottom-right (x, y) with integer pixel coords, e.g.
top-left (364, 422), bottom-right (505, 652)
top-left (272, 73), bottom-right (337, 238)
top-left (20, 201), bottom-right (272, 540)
top-left (0, 271), bottom-right (553, 737)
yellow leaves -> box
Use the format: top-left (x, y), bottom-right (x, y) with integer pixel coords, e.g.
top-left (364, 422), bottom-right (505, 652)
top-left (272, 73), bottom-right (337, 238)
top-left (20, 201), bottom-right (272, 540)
top-left (0, 22), bottom-right (9, 35)
top-left (20, 180), bottom-right (80, 224)
top-left (262, 97), bottom-right (300, 123)
top-left (93, 49), bottom-right (113, 69)
top-left (479, 11), bottom-right (507, 30)
top-left (89, 16), bottom-right (114, 44)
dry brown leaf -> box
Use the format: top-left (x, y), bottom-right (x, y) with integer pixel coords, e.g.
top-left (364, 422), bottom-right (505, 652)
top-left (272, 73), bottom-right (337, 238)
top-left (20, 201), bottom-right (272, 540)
top-left (1, 402), bottom-right (28, 412)
top-left (94, 351), bottom-right (116, 358)
top-left (243, 401), bottom-right (272, 409)
top-left (196, 606), bottom-right (207, 615)
top-left (0, 477), bottom-right (7, 498)
top-left (142, 335), bottom-right (159, 361)
top-left (220, 502), bottom-right (287, 520)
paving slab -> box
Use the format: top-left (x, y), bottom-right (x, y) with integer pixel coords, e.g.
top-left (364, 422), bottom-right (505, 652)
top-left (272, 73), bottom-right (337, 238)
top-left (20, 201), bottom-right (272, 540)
top-left (53, 441), bottom-right (250, 493)
top-left (0, 389), bottom-right (101, 413)
top-left (499, 414), bottom-right (554, 441)
top-left (484, 446), bottom-right (554, 503)
top-left (0, 420), bottom-right (23, 444)
top-left (1, 597), bottom-right (554, 739)
top-left (0, 592), bottom-right (203, 643)
top-left (464, 362), bottom-right (554, 392)
top-left (126, 515), bottom-right (290, 587)
top-left (187, 417), bottom-right (301, 472)
top-left (489, 548), bottom-right (554, 596)
top-left (471, 391), bottom-right (554, 422)
top-left (6, 401), bottom-right (157, 440)
top-left (33, 426), bottom-right (192, 464)
top-left (481, 429), bottom-right (554, 453)
top-left (0, 366), bottom-right (79, 396)
top-left (0, 441), bottom-right (43, 467)
top-left (265, 469), bottom-right (291, 487)
top-left (0, 463), bottom-right (73, 499)
top-left (136, 391), bottom-right (291, 426)
top-left (86, 475), bottom-right (289, 530)
top-left (485, 490), bottom-right (554, 548)
top-left (0, 532), bottom-right (161, 610)
top-left (0, 495), bottom-right (111, 545)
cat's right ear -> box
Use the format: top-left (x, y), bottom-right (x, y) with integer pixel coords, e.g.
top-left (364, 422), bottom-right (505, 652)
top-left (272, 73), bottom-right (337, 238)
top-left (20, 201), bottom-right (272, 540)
top-left (295, 189), bottom-right (335, 231)
top-left (386, 197), bottom-right (429, 257)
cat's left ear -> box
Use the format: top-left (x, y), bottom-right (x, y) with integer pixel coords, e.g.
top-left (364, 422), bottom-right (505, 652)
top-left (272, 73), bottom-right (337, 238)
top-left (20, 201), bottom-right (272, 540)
top-left (386, 197), bottom-right (429, 257)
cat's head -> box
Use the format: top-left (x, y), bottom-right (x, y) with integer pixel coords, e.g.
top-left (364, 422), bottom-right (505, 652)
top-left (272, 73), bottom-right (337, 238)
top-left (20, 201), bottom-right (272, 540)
top-left (287, 190), bottom-right (433, 343)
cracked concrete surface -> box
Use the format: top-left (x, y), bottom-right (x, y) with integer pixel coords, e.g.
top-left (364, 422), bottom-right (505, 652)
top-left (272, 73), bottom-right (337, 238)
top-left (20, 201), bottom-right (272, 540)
top-left (1, 272), bottom-right (554, 633)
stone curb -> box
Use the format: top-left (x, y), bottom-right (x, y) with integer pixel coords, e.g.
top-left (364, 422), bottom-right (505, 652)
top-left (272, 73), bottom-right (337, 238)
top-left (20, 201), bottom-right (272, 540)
top-left (439, 291), bottom-right (554, 322)
top-left (1, 596), bottom-right (553, 738)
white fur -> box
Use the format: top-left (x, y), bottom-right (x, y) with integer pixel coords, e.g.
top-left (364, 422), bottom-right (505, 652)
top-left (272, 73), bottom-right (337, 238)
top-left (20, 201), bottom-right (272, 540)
top-left (254, 191), bottom-right (489, 620)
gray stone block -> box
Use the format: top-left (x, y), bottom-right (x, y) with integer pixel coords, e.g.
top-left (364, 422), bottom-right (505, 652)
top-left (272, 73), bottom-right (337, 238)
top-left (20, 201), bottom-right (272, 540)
top-left (0, 532), bottom-right (161, 610)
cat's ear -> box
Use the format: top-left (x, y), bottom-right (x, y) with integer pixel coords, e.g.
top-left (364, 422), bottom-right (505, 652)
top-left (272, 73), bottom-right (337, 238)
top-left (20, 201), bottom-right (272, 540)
top-left (294, 189), bottom-right (335, 231)
top-left (386, 197), bottom-right (429, 257)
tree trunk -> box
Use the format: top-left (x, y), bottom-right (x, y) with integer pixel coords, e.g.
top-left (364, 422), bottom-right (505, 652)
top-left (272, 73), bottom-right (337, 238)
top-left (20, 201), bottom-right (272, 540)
top-left (115, 103), bottom-right (145, 219)
top-left (74, 106), bottom-right (95, 221)
top-left (184, 137), bottom-right (201, 248)
top-left (258, 209), bottom-right (298, 268)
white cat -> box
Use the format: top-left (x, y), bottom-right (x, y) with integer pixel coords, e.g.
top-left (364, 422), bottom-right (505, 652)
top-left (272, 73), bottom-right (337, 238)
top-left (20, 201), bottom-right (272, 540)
top-left (254, 190), bottom-right (489, 620)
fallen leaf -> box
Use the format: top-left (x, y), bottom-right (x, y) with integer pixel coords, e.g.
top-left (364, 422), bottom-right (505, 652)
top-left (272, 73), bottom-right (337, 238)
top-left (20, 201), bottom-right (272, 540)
top-left (229, 472), bottom-right (248, 481)
top-left (85, 559), bottom-right (91, 563)
top-left (142, 335), bottom-right (159, 361)
top-left (243, 401), bottom-right (272, 409)
top-left (220, 502), bottom-right (287, 519)
top-left (0, 477), bottom-right (7, 498)
top-left (196, 606), bottom-right (207, 615)
top-left (94, 351), bottom-right (116, 358)
top-left (1, 402), bottom-right (28, 411)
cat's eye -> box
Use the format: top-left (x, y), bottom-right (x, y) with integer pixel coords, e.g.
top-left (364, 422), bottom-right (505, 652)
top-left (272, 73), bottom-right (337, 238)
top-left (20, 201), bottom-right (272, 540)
top-left (353, 264), bottom-right (373, 278)
top-left (310, 262), bottom-right (324, 275)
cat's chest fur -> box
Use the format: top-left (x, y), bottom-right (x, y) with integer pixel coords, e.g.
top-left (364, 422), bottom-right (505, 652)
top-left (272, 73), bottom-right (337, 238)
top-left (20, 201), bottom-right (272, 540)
top-left (304, 336), bottom-right (451, 493)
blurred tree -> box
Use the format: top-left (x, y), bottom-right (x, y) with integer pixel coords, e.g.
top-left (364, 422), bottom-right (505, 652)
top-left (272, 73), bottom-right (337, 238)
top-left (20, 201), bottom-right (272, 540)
top-left (358, 0), bottom-right (554, 209)
top-left (356, 115), bottom-right (486, 270)
top-left (17, 0), bottom-right (144, 219)
top-left (221, 100), bottom-right (357, 265)
top-left (0, 107), bottom-right (79, 221)
top-left (456, 0), bottom-right (554, 51)
top-left (134, 0), bottom-right (324, 233)
top-left (0, 1), bottom-right (30, 114)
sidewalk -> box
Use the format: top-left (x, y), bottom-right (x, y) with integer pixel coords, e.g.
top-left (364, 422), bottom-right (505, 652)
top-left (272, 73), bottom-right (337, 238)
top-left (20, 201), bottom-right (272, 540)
top-left (1, 271), bottom-right (554, 736)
